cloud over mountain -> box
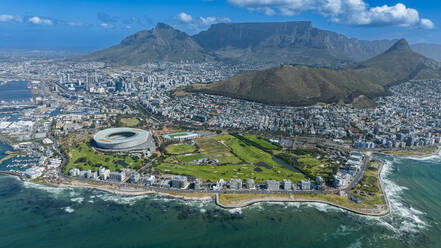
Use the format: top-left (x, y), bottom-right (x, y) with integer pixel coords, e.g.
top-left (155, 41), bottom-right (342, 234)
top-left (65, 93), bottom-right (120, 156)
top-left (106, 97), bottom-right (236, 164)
top-left (177, 12), bottom-right (193, 23)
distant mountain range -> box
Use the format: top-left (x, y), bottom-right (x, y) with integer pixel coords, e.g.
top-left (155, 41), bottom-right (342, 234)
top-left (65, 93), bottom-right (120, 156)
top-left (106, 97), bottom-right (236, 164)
top-left (411, 43), bottom-right (441, 62)
top-left (187, 39), bottom-right (441, 107)
top-left (83, 22), bottom-right (399, 66)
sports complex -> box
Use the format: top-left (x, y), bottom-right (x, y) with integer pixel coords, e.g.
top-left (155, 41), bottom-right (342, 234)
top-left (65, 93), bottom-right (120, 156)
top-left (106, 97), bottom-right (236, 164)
top-left (162, 132), bottom-right (198, 141)
top-left (93, 127), bottom-right (151, 152)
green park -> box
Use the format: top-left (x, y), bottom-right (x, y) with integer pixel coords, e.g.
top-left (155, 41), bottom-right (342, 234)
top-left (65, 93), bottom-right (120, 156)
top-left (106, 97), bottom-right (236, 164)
top-left (155, 134), bottom-right (335, 183)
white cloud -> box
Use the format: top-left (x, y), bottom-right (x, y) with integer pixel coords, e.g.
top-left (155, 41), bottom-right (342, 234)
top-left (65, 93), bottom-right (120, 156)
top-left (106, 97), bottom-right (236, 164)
top-left (200, 16), bottom-right (232, 26)
top-left (177, 12), bottom-right (193, 23)
top-left (227, 0), bottom-right (435, 29)
top-left (100, 23), bottom-right (115, 29)
top-left (420, 18), bottom-right (435, 29)
top-left (0, 14), bottom-right (23, 23)
top-left (28, 16), bottom-right (53, 25)
top-left (66, 21), bottom-right (86, 27)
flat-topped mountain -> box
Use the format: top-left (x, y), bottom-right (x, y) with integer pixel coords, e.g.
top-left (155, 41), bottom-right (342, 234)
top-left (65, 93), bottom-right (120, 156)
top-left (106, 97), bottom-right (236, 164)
top-left (82, 21), bottom-right (397, 66)
top-left (187, 39), bottom-right (441, 107)
top-left (193, 22), bottom-right (397, 65)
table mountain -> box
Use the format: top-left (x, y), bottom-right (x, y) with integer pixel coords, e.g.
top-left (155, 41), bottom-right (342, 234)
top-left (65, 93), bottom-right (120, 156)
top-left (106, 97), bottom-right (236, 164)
top-left (82, 21), bottom-right (397, 66)
top-left (193, 22), bottom-right (397, 65)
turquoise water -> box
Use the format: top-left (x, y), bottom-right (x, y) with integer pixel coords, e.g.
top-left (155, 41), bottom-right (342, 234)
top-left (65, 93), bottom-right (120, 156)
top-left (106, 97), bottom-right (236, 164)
top-left (0, 154), bottom-right (440, 248)
top-left (0, 81), bottom-right (31, 102)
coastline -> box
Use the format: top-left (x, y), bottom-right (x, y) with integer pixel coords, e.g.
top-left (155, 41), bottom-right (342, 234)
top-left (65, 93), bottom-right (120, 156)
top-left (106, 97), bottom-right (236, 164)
top-left (377, 146), bottom-right (441, 158)
top-left (214, 161), bottom-right (389, 216)
top-left (0, 164), bottom-right (390, 216)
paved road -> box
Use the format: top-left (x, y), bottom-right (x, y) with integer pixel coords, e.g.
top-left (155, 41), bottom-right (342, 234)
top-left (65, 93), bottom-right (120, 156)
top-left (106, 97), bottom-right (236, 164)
top-left (343, 155), bottom-right (370, 191)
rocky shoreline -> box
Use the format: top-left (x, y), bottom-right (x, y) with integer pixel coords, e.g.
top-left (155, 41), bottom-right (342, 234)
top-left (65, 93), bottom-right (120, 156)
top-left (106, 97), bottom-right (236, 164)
top-left (0, 170), bottom-right (390, 217)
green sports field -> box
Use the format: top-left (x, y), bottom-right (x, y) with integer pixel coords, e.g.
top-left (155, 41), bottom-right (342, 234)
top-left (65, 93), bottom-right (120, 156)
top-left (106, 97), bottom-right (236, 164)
top-left (165, 144), bottom-right (197, 155)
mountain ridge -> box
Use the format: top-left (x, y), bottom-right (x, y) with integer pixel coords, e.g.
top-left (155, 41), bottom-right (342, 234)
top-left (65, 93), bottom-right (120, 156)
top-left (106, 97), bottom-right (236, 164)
top-left (82, 21), bottom-right (398, 66)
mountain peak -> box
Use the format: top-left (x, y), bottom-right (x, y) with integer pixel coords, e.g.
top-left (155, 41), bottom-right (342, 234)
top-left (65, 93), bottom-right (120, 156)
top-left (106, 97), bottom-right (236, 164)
top-left (155, 22), bottom-right (174, 30)
top-left (386, 39), bottom-right (411, 52)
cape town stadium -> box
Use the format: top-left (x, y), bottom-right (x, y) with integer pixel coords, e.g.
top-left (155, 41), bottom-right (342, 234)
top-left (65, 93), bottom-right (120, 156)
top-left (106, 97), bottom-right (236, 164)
top-left (93, 128), bottom-right (151, 151)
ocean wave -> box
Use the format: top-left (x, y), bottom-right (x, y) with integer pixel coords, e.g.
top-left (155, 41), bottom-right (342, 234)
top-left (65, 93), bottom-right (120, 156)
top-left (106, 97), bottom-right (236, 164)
top-left (22, 181), bottom-right (70, 196)
top-left (94, 192), bottom-right (151, 206)
top-left (64, 206), bottom-right (75, 213)
top-left (70, 197), bottom-right (84, 204)
top-left (403, 148), bottom-right (441, 162)
top-left (227, 208), bottom-right (242, 215)
top-left (303, 202), bottom-right (343, 213)
top-left (362, 157), bottom-right (428, 236)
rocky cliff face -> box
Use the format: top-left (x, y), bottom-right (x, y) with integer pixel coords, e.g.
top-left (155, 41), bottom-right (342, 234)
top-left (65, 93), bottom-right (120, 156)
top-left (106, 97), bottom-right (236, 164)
top-left (83, 21), bottom-right (397, 66)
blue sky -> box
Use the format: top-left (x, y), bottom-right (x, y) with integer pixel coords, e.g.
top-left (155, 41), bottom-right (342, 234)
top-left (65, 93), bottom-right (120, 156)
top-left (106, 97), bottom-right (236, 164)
top-left (0, 0), bottom-right (440, 51)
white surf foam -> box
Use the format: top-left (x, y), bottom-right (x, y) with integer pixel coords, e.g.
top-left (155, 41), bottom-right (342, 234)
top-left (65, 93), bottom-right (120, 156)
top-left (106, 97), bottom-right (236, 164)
top-left (403, 148), bottom-right (441, 162)
top-left (64, 206), bottom-right (74, 213)
top-left (94, 192), bottom-right (151, 206)
top-left (22, 181), bottom-right (69, 196)
top-left (362, 158), bottom-right (429, 236)
top-left (70, 197), bottom-right (84, 204)
top-left (228, 208), bottom-right (242, 214)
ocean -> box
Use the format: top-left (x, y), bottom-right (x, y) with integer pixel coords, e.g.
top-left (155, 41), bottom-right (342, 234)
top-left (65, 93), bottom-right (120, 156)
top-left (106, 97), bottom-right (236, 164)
top-left (0, 81), bottom-right (32, 102)
top-left (0, 153), bottom-right (440, 248)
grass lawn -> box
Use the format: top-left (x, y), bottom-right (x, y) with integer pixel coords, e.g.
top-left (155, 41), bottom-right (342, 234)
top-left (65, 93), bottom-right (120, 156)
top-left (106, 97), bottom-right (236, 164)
top-left (225, 138), bottom-right (279, 167)
top-left (177, 153), bottom-right (206, 163)
top-left (165, 144), bottom-right (197, 155)
top-left (64, 143), bottom-right (143, 173)
top-left (156, 162), bottom-right (305, 183)
top-left (120, 118), bottom-right (140, 127)
top-left (241, 134), bottom-right (281, 151)
top-left (196, 135), bottom-right (242, 164)
top-left (158, 134), bottom-right (306, 183)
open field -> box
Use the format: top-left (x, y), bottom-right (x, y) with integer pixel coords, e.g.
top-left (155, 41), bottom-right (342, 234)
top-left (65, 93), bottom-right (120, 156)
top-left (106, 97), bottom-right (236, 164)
top-left (157, 134), bottom-right (306, 183)
top-left (196, 135), bottom-right (242, 164)
top-left (165, 144), bottom-right (197, 155)
top-left (241, 134), bottom-right (281, 152)
top-left (64, 143), bottom-right (143, 173)
top-left (156, 163), bottom-right (306, 183)
top-left (177, 153), bottom-right (205, 163)
top-left (119, 118), bottom-right (140, 127)
top-left (226, 137), bottom-right (279, 166)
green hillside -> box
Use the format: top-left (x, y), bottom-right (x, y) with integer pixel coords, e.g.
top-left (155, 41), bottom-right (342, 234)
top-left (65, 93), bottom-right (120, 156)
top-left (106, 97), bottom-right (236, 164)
top-left (187, 39), bottom-right (441, 106)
